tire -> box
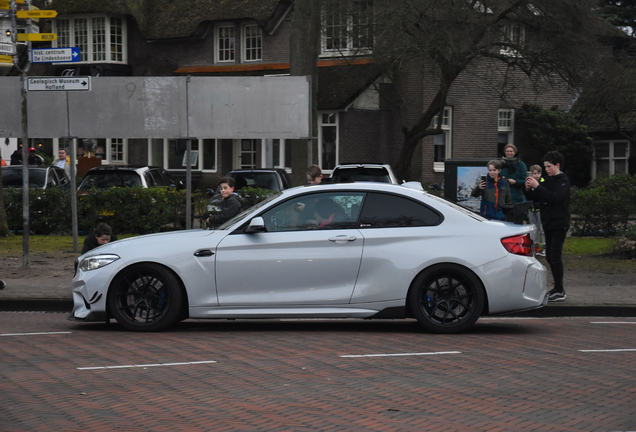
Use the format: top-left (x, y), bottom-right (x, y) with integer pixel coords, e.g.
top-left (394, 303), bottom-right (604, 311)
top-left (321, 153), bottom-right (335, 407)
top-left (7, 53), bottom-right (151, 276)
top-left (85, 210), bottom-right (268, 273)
top-left (108, 263), bottom-right (183, 332)
top-left (409, 264), bottom-right (485, 334)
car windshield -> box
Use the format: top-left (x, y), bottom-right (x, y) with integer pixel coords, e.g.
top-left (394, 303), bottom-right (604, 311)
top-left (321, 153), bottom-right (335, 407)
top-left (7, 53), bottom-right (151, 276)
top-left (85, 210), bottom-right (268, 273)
top-left (331, 168), bottom-right (391, 183)
top-left (2, 168), bottom-right (47, 188)
top-left (231, 172), bottom-right (280, 191)
top-left (80, 171), bottom-right (142, 189)
top-left (216, 191), bottom-right (283, 231)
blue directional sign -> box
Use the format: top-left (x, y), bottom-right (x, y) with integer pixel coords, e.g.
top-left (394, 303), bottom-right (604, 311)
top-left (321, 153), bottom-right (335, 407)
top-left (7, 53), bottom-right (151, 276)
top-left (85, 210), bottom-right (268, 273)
top-left (31, 47), bottom-right (80, 63)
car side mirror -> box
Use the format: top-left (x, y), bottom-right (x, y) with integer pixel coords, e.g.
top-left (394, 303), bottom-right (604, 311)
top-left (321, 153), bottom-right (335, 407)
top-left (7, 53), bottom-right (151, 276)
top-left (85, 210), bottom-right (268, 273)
top-left (245, 217), bottom-right (266, 234)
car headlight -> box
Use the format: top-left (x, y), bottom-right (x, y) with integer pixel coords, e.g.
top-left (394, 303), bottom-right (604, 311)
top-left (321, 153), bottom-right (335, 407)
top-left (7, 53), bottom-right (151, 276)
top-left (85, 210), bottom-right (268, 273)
top-left (79, 254), bottom-right (121, 272)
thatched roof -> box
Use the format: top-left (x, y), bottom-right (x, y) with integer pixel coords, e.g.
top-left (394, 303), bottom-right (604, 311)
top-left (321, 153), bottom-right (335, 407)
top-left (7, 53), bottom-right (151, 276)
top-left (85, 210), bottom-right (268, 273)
top-left (50, 0), bottom-right (289, 39)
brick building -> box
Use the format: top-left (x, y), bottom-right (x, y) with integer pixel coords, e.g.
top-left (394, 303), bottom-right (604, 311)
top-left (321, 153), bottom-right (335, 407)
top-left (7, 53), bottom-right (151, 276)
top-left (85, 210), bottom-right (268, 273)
top-left (26, 0), bottom-right (577, 188)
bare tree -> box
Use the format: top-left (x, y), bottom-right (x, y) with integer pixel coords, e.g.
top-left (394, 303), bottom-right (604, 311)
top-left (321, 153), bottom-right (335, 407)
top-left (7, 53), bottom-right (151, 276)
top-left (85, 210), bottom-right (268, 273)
top-left (368, 0), bottom-right (613, 179)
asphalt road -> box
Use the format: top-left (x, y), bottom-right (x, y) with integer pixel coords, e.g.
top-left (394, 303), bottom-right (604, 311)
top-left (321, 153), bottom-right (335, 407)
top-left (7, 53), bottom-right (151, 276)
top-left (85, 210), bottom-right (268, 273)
top-left (1, 313), bottom-right (635, 431)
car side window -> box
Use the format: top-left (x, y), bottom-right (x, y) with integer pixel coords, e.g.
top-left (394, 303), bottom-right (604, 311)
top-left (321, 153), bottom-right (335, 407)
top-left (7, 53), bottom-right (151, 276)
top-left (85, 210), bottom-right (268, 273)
top-left (358, 193), bottom-right (442, 228)
top-left (260, 192), bottom-right (366, 232)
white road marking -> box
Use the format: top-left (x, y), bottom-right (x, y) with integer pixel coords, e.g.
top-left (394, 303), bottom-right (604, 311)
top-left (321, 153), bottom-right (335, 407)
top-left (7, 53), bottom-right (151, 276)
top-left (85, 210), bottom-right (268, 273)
top-left (340, 351), bottom-right (461, 358)
top-left (0, 332), bottom-right (72, 337)
top-left (591, 322), bottom-right (636, 324)
top-left (77, 360), bottom-right (217, 370)
top-left (579, 349), bottom-right (636, 353)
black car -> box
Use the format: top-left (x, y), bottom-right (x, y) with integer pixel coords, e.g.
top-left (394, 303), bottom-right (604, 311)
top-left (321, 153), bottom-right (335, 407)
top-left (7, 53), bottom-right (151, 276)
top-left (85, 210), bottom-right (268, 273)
top-left (2, 165), bottom-right (71, 189)
top-left (226, 168), bottom-right (292, 192)
top-left (78, 166), bottom-right (183, 191)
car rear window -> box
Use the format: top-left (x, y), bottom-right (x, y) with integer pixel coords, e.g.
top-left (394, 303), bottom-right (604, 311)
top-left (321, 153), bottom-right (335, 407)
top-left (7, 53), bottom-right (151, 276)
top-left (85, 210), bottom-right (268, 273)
top-left (80, 171), bottom-right (142, 189)
top-left (331, 167), bottom-right (391, 183)
top-left (2, 168), bottom-right (47, 188)
top-left (231, 172), bottom-right (280, 191)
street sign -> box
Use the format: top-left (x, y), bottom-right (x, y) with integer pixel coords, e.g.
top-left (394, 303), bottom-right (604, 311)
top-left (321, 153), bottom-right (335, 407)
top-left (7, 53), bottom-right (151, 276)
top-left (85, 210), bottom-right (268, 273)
top-left (16, 10), bottom-right (56, 18)
top-left (17, 33), bottom-right (57, 42)
top-left (0, 53), bottom-right (13, 63)
top-left (0, 0), bottom-right (25, 9)
top-left (32, 47), bottom-right (79, 63)
top-left (0, 42), bottom-right (14, 55)
top-left (26, 76), bottom-right (91, 91)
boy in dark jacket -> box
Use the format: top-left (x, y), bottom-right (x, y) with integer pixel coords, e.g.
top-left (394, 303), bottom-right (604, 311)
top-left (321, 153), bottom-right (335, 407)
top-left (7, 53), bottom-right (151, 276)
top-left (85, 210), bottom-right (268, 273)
top-left (206, 177), bottom-right (244, 227)
top-left (471, 159), bottom-right (511, 221)
top-left (525, 151), bottom-right (570, 302)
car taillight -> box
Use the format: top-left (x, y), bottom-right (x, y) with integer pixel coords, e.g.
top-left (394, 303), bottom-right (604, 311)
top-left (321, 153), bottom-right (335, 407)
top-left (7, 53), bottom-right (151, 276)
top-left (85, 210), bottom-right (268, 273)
top-left (501, 234), bottom-right (533, 257)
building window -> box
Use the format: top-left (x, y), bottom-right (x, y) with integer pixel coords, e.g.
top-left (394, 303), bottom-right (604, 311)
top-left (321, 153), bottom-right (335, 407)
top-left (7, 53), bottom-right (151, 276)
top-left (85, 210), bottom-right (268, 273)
top-left (594, 141), bottom-right (629, 176)
top-left (498, 108), bottom-right (514, 156)
top-left (271, 139), bottom-right (292, 171)
top-left (500, 23), bottom-right (525, 56)
top-left (110, 138), bottom-right (125, 162)
top-left (216, 24), bottom-right (235, 63)
top-left (148, 139), bottom-right (217, 172)
top-left (319, 112), bottom-right (338, 171)
top-left (321, 1), bottom-right (373, 57)
top-left (243, 24), bottom-right (262, 62)
top-left (433, 107), bottom-right (452, 172)
top-left (53, 16), bottom-right (127, 64)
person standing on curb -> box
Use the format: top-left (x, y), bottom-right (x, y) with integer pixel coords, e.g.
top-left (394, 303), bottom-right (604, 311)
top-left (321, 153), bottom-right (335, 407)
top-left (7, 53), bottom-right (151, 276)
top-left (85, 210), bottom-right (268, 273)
top-left (525, 151), bottom-right (571, 302)
top-left (501, 144), bottom-right (528, 204)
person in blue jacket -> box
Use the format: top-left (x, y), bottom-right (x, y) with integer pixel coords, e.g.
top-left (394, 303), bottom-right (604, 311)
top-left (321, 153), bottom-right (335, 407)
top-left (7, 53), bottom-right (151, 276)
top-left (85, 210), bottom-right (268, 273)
top-left (471, 159), bottom-right (511, 221)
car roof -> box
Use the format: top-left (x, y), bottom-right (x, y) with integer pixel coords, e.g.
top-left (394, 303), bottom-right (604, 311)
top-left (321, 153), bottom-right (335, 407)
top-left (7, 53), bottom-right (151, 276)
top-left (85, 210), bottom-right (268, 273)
top-left (84, 165), bottom-right (163, 172)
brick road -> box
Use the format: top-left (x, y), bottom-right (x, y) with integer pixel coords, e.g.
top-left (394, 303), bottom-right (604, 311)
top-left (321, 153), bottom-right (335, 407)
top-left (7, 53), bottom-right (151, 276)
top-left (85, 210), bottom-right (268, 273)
top-left (1, 313), bottom-right (635, 431)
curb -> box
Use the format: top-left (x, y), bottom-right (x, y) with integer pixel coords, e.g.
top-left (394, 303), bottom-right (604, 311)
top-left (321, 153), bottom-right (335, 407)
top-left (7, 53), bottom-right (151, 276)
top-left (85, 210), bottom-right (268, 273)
top-left (0, 299), bottom-right (73, 313)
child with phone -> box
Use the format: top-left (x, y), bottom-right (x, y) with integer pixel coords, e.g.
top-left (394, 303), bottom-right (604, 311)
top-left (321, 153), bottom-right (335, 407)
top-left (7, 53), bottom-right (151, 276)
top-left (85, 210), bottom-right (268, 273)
top-left (527, 165), bottom-right (545, 256)
top-left (471, 159), bottom-right (511, 221)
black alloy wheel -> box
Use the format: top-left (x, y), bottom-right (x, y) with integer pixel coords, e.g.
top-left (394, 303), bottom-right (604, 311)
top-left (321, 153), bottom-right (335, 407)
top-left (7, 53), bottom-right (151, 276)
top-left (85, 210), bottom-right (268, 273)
top-left (108, 263), bottom-right (183, 332)
top-left (409, 264), bottom-right (484, 334)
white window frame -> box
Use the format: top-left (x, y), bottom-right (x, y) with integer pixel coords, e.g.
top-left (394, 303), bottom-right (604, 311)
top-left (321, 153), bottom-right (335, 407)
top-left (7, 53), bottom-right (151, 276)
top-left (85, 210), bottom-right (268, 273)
top-left (242, 23), bottom-right (262, 62)
top-left (500, 23), bottom-right (525, 56)
top-left (498, 108), bottom-right (514, 154)
top-left (432, 107), bottom-right (452, 173)
top-left (318, 112), bottom-right (339, 172)
top-left (216, 23), bottom-right (236, 63)
top-left (593, 140), bottom-right (630, 177)
top-left (320, 1), bottom-right (373, 57)
top-left (147, 138), bottom-right (218, 172)
top-left (52, 15), bottom-right (127, 64)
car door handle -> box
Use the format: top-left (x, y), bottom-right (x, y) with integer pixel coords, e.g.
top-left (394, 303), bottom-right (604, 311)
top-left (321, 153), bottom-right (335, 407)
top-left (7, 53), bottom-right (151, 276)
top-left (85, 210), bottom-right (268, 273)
top-left (194, 249), bottom-right (214, 257)
top-left (329, 235), bottom-right (357, 242)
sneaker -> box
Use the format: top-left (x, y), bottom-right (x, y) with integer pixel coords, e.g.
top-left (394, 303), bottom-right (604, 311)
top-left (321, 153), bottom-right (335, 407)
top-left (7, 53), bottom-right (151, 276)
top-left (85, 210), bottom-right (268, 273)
top-left (548, 291), bottom-right (566, 302)
top-left (536, 249), bottom-right (546, 257)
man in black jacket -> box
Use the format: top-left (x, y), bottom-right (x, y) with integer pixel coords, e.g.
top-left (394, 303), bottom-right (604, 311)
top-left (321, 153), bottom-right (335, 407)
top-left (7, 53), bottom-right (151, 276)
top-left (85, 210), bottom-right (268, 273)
top-left (525, 151), bottom-right (571, 302)
top-left (206, 177), bottom-right (244, 227)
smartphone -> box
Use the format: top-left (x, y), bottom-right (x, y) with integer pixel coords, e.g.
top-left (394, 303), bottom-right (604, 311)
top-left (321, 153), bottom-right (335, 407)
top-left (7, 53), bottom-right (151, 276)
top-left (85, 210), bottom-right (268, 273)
top-left (480, 175), bottom-right (487, 183)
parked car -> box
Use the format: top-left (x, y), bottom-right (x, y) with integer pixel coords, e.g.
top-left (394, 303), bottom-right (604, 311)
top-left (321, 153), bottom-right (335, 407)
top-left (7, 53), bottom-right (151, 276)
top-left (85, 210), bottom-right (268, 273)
top-left (226, 168), bottom-right (292, 192)
top-left (330, 163), bottom-right (399, 184)
top-left (68, 182), bottom-right (547, 334)
top-left (77, 166), bottom-right (183, 191)
top-left (2, 165), bottom-right (71, 189)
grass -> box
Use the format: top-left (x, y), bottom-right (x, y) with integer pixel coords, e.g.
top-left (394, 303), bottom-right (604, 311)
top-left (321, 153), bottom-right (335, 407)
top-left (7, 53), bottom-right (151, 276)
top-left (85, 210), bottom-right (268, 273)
top-left (0, 233), bottom-right (136, 255)
top-left (562, 237), bottom-right (616, 256)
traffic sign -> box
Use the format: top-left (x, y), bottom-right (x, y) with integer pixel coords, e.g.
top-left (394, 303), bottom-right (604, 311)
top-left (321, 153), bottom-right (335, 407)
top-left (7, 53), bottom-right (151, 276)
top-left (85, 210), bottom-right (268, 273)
top-left (26, 76), bottom-right (91, 91)
top-left (0, 0), bottom-right (25, 9)
top-left (16, 10), bottom-right (56, 18)
top-left (0, 54), bottom-right (13, 63)
top-left (17, 33), bottom-right (57, 41)
top-left (32, 47), bottom-right (79, 63)
top-left (0, 42), bottom-right (14, 55)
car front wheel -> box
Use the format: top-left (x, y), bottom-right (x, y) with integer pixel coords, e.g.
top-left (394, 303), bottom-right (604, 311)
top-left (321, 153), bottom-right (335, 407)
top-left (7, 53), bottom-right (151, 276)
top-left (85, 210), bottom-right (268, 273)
top-left (108, 263), bottom-right (183, 332)
top-left (409, 264), bottom-right (484, 334)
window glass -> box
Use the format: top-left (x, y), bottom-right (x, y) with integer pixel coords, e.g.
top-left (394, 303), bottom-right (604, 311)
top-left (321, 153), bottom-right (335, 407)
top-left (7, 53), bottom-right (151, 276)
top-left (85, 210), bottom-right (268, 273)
top-left (358, 193), bottom-right (442, 228)
top-left (261, 192), bottom-right (365, 232)
top-left (218, 25), bottom-right (235, 62)
top-left (243, 24), bottom-right (262, 61)
top-left (92, 17), bottom-right (106, 61)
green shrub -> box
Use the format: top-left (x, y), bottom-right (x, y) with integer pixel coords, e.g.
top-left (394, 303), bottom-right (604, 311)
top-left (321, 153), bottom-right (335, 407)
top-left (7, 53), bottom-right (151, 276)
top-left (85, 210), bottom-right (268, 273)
top-left (4, 187), bottom-right (198, 235)
top-left (571, 174), bottom-right (636, 236)
top-left (237, 187), bottom-right (277, 208)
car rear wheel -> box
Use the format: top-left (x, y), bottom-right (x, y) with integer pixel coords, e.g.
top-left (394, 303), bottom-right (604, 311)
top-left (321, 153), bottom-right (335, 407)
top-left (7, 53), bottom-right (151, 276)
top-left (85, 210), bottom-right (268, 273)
top-left (409, 264), bottom-right (484, 334)
top-left (108, 263), bottom-right (183, 332)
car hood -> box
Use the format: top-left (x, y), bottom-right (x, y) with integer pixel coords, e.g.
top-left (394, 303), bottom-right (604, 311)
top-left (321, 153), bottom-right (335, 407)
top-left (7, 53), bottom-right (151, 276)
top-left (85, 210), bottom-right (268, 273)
top-left (79, 229), bottom-right (224, 260)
